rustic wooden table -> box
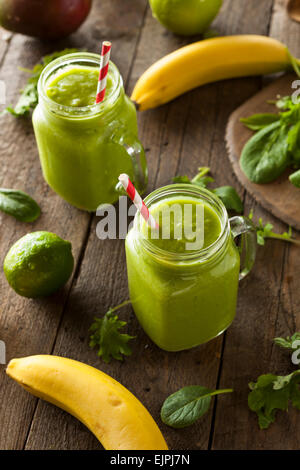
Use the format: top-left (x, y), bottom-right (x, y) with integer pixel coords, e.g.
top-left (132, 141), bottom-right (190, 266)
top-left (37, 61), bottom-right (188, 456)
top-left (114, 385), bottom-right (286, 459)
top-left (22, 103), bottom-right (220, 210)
top-left (0, 0), bottom-right (299, 451)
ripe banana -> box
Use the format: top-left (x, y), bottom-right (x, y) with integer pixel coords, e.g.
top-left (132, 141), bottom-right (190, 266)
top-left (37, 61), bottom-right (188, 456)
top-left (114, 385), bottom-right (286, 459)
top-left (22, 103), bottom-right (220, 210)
top-left (131, 35), bottom-right (299, 111)
top-left (6, 355), bottom-right (168, 450)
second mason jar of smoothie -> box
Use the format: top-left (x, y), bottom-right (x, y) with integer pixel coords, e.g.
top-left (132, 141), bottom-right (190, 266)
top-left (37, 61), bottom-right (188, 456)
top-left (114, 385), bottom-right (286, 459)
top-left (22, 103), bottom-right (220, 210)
top-left (125, 184), bottom-right (256, 352)
top-left (33, 53), bottom-right (147, 211)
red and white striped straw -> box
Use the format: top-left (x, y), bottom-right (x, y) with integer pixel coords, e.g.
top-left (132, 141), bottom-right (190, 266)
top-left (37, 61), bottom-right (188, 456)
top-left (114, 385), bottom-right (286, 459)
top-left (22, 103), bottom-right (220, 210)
top-left (118, 174), bottom-right (158, 229)
top-left (96, 41), bottom-right (111, 104)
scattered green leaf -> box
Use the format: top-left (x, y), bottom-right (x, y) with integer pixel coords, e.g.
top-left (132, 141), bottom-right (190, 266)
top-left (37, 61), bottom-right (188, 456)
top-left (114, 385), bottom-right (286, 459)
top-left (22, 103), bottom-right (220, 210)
top-left (274, 333), bottom-right (300, 351)
top-left (161, 386), bottom-right (233, 428)
top-left (240, 113), bottom-right (280, 131)
top-left (89, 300), bottom-right (135, 363)
top-left (4, 48), bottom-right (79, 117)
top-left (0, 188), bottom-right (40, 222)
top-left (289, 169), bottom-right (300, 188)
top-left (172, 167), bottom-right (243, 213)
top-left (248, 370), bottom-right (300, 429)
top-left (212, 186), bottom-right (243, 213)
top-left (248, 210), bottom-right (300, 246)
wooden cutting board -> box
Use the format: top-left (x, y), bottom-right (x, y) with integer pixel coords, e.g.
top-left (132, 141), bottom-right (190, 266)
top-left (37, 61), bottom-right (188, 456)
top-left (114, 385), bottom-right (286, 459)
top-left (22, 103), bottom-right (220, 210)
top-left (226, 73), bottom-right (300, 230)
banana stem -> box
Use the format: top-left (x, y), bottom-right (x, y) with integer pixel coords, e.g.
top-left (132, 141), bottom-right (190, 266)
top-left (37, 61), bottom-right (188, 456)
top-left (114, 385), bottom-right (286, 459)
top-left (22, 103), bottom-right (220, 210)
top-left (287, 47), bottom-right (300, 77)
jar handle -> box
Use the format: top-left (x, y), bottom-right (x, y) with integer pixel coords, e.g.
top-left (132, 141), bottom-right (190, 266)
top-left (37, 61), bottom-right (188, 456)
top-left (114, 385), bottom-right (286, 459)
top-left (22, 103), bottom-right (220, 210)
top-left (112, 128), bottom-right (148, 195)
top-left (229, 216), bottom-right (257, 281)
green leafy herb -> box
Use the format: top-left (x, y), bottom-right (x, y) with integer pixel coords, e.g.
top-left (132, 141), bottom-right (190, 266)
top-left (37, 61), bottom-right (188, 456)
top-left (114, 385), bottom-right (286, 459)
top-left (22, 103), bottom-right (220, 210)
top-left (240, 113), bottom-right (280, 131)
top-left (172, 175), bottom-right (192, 184)
top-left (5, 48), bottom-right (79, 117)
top-left (274, 333), bottom-right (300, 351)
top-left (0, 188), bottom-right (40, 222)
top-left (89, 300), bottom-right (135, 363)
top-left (240, 93), bottom-right (300, 187)
top-left (248, 210), bottom-right (300, 246)
top-left (273, 95), bottom-right (294, 110)
top-left (172, 167), bottom-right (243, 213)
top-left (240, 121), bottom-right (290, 184)
top-left (212, 186), bottom-right (243, 213)
top-left (161, 385), bottom-right (233, 428)
top-left (248, 370), bottom-right (300, 429)
top-left (289, 169), bottom-right (300, 188)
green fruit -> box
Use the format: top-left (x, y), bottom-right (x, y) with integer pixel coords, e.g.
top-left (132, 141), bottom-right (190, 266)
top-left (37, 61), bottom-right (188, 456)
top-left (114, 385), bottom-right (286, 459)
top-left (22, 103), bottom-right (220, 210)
top-left (3, 231), bottom-right (74, 298)
top-left (149, 0), bottom-right (223, 36)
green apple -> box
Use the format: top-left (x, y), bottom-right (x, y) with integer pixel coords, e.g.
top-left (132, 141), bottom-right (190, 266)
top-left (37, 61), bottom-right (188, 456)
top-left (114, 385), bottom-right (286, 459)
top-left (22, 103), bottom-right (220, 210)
top-left (149, 0), bottom-right (223, 36)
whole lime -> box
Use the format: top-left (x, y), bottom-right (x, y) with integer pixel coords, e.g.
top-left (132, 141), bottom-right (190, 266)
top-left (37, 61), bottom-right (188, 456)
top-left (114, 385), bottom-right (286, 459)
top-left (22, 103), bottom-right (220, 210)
top-left (149, 0), bottom-right (223, 36)
top-left (3, 231), bottom-right (74, 298)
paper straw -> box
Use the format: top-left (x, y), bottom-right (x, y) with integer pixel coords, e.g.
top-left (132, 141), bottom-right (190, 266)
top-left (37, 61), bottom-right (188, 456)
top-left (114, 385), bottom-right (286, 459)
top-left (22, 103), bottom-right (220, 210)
top-left (96, 41), bottom-right (111, 104)
top-left (118, 174), bottom-right (158, 229)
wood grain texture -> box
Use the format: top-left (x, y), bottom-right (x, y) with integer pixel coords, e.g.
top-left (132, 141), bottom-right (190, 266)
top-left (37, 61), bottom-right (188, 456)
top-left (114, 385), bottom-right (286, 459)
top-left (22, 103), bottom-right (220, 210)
top-left (226, 73), bottom-right (300, 230)
top-left (0, 0), bottom-right (299, 451)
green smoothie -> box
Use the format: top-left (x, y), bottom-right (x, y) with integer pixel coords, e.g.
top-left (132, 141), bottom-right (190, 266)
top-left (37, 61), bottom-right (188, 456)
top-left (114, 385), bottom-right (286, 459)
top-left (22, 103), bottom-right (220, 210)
top-left (46, 66), bottom-right (114, 107)
top-left (125, 187), bottom-right (240, 352)
top-left (33, 53), bottom-right (147, 211)
top-left (144, 197), bottom-right (222, 253)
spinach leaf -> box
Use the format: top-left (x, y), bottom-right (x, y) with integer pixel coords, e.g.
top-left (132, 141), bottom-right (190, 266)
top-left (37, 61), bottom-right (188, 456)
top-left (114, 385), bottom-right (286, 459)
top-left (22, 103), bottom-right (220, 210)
top-left (213, 186), bottom-right (243, 213)
top-left (240, 121), bottom-right (290, 183)
top-left (289, 169), bottom-right (300, 188)
top-left (161, 385), bottom-right (233, 428)
top-left (0, 189), bottom-right (40, 222)
top-left (240, 113), bottom-right (280, 131)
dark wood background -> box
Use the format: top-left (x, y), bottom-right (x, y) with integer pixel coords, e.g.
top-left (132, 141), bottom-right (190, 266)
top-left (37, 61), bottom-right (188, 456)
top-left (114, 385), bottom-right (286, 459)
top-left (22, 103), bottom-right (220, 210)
top-left (0, 0), bottom-right (299, 450)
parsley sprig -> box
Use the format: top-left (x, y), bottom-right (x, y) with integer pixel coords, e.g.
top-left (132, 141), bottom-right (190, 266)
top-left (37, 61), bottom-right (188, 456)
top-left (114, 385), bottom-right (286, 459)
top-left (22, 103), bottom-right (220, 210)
top-left (89, 300), bottom-right (135, 363)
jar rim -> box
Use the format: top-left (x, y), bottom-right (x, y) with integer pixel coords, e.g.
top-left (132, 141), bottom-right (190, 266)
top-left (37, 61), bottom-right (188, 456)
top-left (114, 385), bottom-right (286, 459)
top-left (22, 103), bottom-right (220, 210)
top-left (134, 184), bottom-right (230, 264)
top-left (37, 52), bottom-right (122, 118)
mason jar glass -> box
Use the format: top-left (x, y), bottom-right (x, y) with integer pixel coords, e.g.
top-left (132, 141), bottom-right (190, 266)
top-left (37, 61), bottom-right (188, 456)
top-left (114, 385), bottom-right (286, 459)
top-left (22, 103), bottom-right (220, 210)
top-left (33, 52), bottom-right (147, 211)
top-left (125, 184), bottom-right (256, 352)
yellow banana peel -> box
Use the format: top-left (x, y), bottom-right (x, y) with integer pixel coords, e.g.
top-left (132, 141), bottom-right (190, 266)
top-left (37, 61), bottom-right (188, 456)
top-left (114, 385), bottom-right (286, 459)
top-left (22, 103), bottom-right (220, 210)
top-left (6, 355), bottom-right (168, 450)
top-left (131, 35), bottom-right (300, 111)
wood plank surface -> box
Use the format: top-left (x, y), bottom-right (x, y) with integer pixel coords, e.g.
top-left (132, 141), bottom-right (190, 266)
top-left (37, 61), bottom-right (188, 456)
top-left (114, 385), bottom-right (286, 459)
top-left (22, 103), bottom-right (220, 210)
top-left (0, 0), bottom-right (299, 451)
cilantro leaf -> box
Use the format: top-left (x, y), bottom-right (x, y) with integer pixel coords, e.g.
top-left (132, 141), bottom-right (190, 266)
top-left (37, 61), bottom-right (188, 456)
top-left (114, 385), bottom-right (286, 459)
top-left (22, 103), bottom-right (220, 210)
top-left (274, 333), bottom-right (300, 351)
top-left (89, 300), bottom-right (135, 363)
top-left (248, 370), bottom-right (300, 429)
top-left (4, 48), bottom-right (79, 117)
